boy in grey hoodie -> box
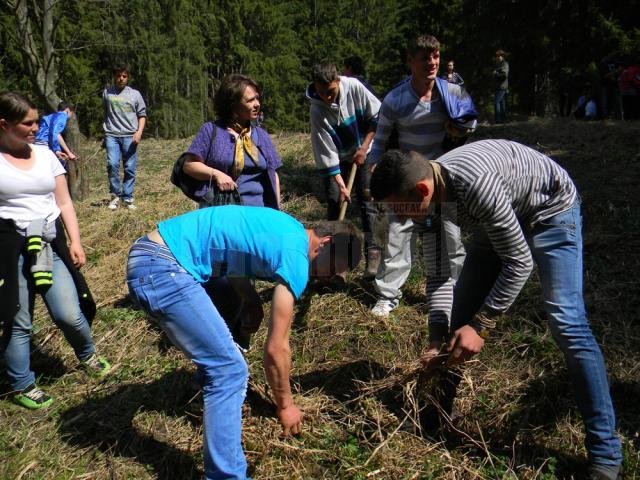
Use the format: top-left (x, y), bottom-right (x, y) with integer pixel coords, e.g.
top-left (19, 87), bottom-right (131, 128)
top-left (103, 63), bottom-right (147, 210)
top-left (307, 63), bottom-right (381, 278)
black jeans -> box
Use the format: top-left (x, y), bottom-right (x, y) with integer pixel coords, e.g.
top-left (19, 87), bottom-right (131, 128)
top-left (323, 161), bottom-right (378, 250)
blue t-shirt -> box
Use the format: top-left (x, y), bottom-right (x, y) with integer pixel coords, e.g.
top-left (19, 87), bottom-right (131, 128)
top-left (158, 206), bottom-right (310, 299)
top-left (35, 112), bottom-right (68, 152)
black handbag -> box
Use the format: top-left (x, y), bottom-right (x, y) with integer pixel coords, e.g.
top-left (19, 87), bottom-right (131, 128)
top-left (170, 123), bottom-right (243, 207)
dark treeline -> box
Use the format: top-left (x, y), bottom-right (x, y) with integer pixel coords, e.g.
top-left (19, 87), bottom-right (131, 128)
top-left (1, 0), bottom-right (638, 137)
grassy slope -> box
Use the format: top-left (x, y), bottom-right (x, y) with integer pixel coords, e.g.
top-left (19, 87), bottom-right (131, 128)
top-left (0, 118), bottom-right (639, 480)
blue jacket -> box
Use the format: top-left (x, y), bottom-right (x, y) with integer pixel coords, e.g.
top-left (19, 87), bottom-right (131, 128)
top-left (434, 76), bottom-right (478, 131)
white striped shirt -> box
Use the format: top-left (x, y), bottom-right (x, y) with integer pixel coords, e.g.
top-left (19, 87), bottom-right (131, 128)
top-left (369, 77), bottom-right (448, 163)
top-left (424, 139), bottom-right (577, 326)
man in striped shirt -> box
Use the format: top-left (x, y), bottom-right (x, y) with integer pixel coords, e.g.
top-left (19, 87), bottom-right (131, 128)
top-left (370, 141), bottom-right (622, 480)
top-left (366, 34), bottom-right (474, 315)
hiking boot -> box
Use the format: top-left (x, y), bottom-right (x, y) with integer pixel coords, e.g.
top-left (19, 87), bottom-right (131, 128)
top-left (13, 384), bottom-right (53, 410)
top-left (108, 196), bottom-right (120, 210)
top-left (81, 354), bottom-right (111, 379)
top-left (371, 297), bottom-right (399, 317)
top-left (124, 199), bottom-right (137, 210)
top-left (587, 463), bottom-right (622, 480)
top-left (363, 247), bottom-right (382, 280)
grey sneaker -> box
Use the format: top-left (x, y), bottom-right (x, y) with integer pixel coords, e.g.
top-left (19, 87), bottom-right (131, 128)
top-left (371, 297), bottom-right (399, 317)
top-left (108, 196), bottom-right (120, 210)
top-left (124, 199), bottom-right (137, 210)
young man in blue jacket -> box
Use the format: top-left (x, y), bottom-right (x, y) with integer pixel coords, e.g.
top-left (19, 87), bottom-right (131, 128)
top-left (367, 34), bottom-right (477, 317)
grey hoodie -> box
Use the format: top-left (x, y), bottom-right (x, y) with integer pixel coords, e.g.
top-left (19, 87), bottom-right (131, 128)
top-left (306, 76), bottom-right (380, 176)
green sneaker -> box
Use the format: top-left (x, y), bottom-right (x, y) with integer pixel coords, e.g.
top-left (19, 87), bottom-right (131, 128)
top-left (81, 354), bottom-right (111, 378)
top-left (13, 384), bottom-right (53, 410)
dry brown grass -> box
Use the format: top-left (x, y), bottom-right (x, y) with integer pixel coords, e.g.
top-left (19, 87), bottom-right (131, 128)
top-left (1, 118), bottom-right (639, 479)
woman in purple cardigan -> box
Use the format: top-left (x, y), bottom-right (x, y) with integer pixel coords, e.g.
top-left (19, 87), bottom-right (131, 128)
top-left (182, 74), bottom-right (281, 209)
top-left (179, 74), bottom-right (283, 348)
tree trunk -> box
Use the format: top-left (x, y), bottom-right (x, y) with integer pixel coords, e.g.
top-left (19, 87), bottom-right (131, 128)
top-left (62, 115), bottom-right (87, 200)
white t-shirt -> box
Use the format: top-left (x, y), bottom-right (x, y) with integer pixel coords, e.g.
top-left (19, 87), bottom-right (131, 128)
top-left (0, 144), bottom-right (66, 231)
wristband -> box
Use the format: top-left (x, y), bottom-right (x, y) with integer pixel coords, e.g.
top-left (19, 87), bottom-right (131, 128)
top-left (469, 312), bottom-right (496, 339)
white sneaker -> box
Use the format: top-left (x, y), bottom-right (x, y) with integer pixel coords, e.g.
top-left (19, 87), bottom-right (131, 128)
top-left (124, 200), bottom-right (137, 210)
top-left (371, 298), bottom-right (399, 317)
top-left (108, 196), bottom-right (120, 210)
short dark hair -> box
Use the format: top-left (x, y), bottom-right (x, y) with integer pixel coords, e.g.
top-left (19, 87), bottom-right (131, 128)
top-left (343, 56), bottom-right (365, 76)
top-left (214, 74), bottom-right (261, 125)
top-left (370, 150), bottom-right (432, 201)
top-left (0, 91), bottom-right (36, 124)
top-left (312, 63), bottom-right (339, 85)
top-left (112, 63), bottom-right (129, 75)
top-left (57, 101), bottom-right (70, 111)
top-left (407, 34), bottom-right (440, 57)
top-left (312, 220), bottom-right (363, 273)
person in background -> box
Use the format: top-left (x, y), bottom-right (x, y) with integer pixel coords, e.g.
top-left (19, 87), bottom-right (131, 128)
top-left (440, 59), bottom-right (464, 86)
top-left (493, 49), bottom-right (509, 124)
top-left (103, 63), bottom-right (146, 211)
top-left (0, 92), bottom-right (110, 410)
top-left (307, 62), bottom-right (382, 280)
top-left (343, 55), bottom-right (378, 97)
top-left (127, 205), bottom-right (362, 480)
top-left (618, 57), bottom-right (640, 120)
top-left (34, 101), bottom-right (77, 168)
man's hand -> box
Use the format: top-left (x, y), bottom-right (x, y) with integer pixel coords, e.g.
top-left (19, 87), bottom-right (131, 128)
top-left (56, 152), bottom-right (69, 162)
top-left (445, 325), bottom-right (484, 366)
top-left (333, 174), bottom-right (351, 204)
top-left (420, 340), bottom-right (447, 370)
top-left (277, 403), bottom-right (304, 436)
top-left (352, 146), bottom-right (367, 166)
top-left (132, 131), bottom-right (143, 144)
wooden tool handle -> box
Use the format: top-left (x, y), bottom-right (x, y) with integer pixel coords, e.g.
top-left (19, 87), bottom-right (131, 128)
top-left (338, 162), bottom-right (358, 221)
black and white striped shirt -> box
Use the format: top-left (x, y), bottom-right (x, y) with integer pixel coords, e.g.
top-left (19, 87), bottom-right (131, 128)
top-left (424, 139), bottom-right (577, 326)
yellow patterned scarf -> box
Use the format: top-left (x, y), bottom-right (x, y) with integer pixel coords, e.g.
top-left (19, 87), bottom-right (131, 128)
top-left (229, 123), bottom-right (259, 179)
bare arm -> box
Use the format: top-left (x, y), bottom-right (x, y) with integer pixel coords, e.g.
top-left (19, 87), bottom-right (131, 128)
top-left (275, 171), bottom-right (281, 208)
top-left (132, 117), bottom-right (146, 144)
top-left (352, 125), bottom-right (376, 166)
top-left (182, 153), bottom-right (237, 191)
top-left (53, 175), bottom-right (85, 267)
top-left (57, 134), bottom-right (76, 160)
top-left (264, 282), bottom-right (303, 435)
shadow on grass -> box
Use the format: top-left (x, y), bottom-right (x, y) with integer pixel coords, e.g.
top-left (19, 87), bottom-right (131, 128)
top-left (292, 359), bottom-right (408, 431)
top-left (58, 367), bottom-right (277, 479)
top-left (59, 369), bottom-right (202, 480)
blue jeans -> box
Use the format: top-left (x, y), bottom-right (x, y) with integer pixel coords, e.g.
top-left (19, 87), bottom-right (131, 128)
top-left (494, 89), bottom-right (507, 123)
top-left (450, 201), bottom-right (621, 466)
top-left (126, 239), bottom-right (249, 480)
top-left (4, 251), bottom-right (96, 391)
top-left (106, 135), bottom-right (138, 201)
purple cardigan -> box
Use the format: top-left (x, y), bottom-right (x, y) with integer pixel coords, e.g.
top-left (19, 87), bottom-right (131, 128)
top-left (187, 121), bottom-right (282, 209)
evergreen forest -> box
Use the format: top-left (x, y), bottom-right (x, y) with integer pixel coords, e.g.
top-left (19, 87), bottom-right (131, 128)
top-left (1, 0), bottom-right (639, 137)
